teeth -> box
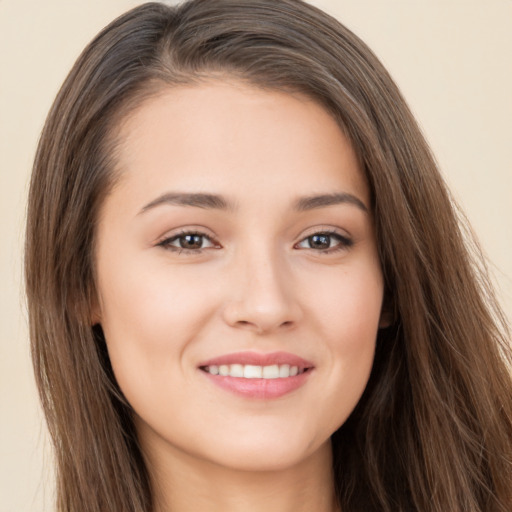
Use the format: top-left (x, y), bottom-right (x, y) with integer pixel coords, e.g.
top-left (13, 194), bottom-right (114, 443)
top-left (262, 365), bottom-right (279, 379)
top-left (279, 364), bottom-right (290, 377)
top-left (230, 364), bottom-right (244, 377)
top-left (244, 365), bottom-right (262, 378)
top-left (204, 364), bottom-right (303, 379)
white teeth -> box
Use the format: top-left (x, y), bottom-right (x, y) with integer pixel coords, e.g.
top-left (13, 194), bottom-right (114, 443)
top-left (230, 364), bottom-right (244, 377)
top-left (279, 364), bottom-right (290, 378)
top-left (244, 364), bottom-right (262, 378)
top-left (262, 365), bottom-right (279, 379)
top-left (204, 364), bottom-right (303, 379)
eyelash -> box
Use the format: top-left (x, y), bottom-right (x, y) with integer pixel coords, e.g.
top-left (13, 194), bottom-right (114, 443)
top-left (156, 229), bottom-right (353, 255)
top-left (296, 230), bottom-right (353, 253)
top-left (156, 230), bottom-right (219, 255)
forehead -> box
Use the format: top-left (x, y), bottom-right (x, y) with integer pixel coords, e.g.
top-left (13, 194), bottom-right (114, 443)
top-left (109, 80), bottom-right (369, 212)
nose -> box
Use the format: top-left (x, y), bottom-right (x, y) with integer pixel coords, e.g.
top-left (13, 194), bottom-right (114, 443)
top-left (221, 248), bottom-right (302, 335)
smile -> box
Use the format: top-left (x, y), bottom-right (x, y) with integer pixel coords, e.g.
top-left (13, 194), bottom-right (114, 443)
top-left (198, 351), bottom-right (314, 399)
top-left (201, 364), bottom-right (305, 379)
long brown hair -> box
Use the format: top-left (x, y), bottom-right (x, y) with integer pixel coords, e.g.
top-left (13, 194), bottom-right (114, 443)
top-left (25, 1), bottom-right (512, 511)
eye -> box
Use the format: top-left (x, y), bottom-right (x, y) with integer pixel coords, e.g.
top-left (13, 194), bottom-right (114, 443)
top-left (296, 231), bottom-right (353, 253)
top-left (157, 231), bottom-right (218, 253)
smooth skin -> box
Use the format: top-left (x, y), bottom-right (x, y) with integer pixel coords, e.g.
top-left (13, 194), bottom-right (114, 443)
top-left (94, 80), bottom-right (386, 512)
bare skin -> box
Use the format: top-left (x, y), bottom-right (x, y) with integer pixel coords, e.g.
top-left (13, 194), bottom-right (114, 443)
top-left (94, 80), bottom-right (384, 512)
top-left (144, 430), bottom-right (338, 512)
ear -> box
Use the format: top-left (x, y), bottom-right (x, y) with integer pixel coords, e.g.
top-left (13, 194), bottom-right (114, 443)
top-left (378, 308), bottom-right (393, 329)
top-left (378, 290), bottom-right (395, 329)
top-left (90, 308), bottom-right (102, 327)
top-left (89, 288), bottom-right (102, 326)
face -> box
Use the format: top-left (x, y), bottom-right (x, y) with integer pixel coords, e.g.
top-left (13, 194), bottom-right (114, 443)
top-left (94, 81), bottom-right (385, 473)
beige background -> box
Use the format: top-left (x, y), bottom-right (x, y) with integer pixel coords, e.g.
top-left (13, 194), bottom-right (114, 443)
top-left (1, 0), bottom-right (511, 510)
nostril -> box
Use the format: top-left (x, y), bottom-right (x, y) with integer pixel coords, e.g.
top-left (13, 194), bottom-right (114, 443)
top-left (235, 319), bottom-right (294, 331)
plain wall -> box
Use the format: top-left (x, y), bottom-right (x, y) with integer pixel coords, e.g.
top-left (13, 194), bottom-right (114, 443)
top-left (1, 0), bottom-right (510, 510)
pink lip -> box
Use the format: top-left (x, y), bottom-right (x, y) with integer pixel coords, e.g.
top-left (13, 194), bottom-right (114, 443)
top-left (198, 351), bottom-right (314, 399)
top-left (199, 351), bottom-right (313, 369)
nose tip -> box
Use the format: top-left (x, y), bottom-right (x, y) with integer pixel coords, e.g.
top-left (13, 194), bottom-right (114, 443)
top-left (225, 312), bottom-right (297, 335)
top-left (221, 257), bottom-right (302, 334)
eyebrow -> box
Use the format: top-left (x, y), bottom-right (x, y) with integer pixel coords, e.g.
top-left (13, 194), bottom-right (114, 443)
top-left (140, 192), bottom-right (232, 213)
top-left (139, 191), bottom-right (368, 214)
top-left (294, 193), bottom-right (368, 213)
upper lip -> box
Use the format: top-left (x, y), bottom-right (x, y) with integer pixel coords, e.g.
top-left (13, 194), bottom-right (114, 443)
top-left (198, 351), bottom-right (314, 370)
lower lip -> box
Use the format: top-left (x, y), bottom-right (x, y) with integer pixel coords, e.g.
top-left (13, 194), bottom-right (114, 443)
top-left (201, 370), bottom-right (312, 399)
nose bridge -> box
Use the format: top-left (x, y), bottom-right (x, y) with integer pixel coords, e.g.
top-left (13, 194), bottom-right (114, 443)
top-left (223, 237), bottom-right (301, 333)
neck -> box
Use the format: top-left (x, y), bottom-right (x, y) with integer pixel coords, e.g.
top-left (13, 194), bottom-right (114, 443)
top-left (145, 438), bottom-right (339, 512)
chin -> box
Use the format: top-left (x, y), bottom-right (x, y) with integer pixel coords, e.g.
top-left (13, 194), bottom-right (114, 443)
top-left (199, 433), bottom-right (332, 473)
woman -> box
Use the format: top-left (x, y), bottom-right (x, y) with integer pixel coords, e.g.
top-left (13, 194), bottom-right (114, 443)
top-left (25, 0), bottom-right (512, 511)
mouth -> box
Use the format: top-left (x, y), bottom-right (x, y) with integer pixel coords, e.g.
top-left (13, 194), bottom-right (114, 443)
top-left (200, 363), bottom-right (310, 379)
top-left (198, 351), bottom-right (314, 399)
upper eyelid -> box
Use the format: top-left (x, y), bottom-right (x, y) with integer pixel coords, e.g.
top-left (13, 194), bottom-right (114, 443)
top-left (298, 230), bottom-right (349, 241)
top-left (155, 226), bottom-right (218, 244)
top-left (156, 226), bottom-right (352, 251)
top-left (156, 225), bottom-right (350, 240)
top-left (296, 225), bottom-right (352, 242)
top-left (158, 232), bottom-right (219, 249)
top-left (295, 230), bottom-right (352, 249)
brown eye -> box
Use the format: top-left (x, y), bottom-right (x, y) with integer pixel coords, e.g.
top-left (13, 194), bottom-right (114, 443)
top-left (296, 231), bottom-right (353, 252)
top-left (158, 231), bottom-right (217, 252)
top-left (178, 234), bottom-right (204, 249)
top-left (308, 234), bottom-right (331, 249)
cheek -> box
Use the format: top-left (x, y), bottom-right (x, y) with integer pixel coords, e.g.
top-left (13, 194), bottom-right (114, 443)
top-left (96, 252), bottom-right (220, 394)
top-left (99, 252), bottom-right (215, 337)
top-left (306, 260), bottom-right (383, 416)
top-left (310, 257), bottom-right (384, 341)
